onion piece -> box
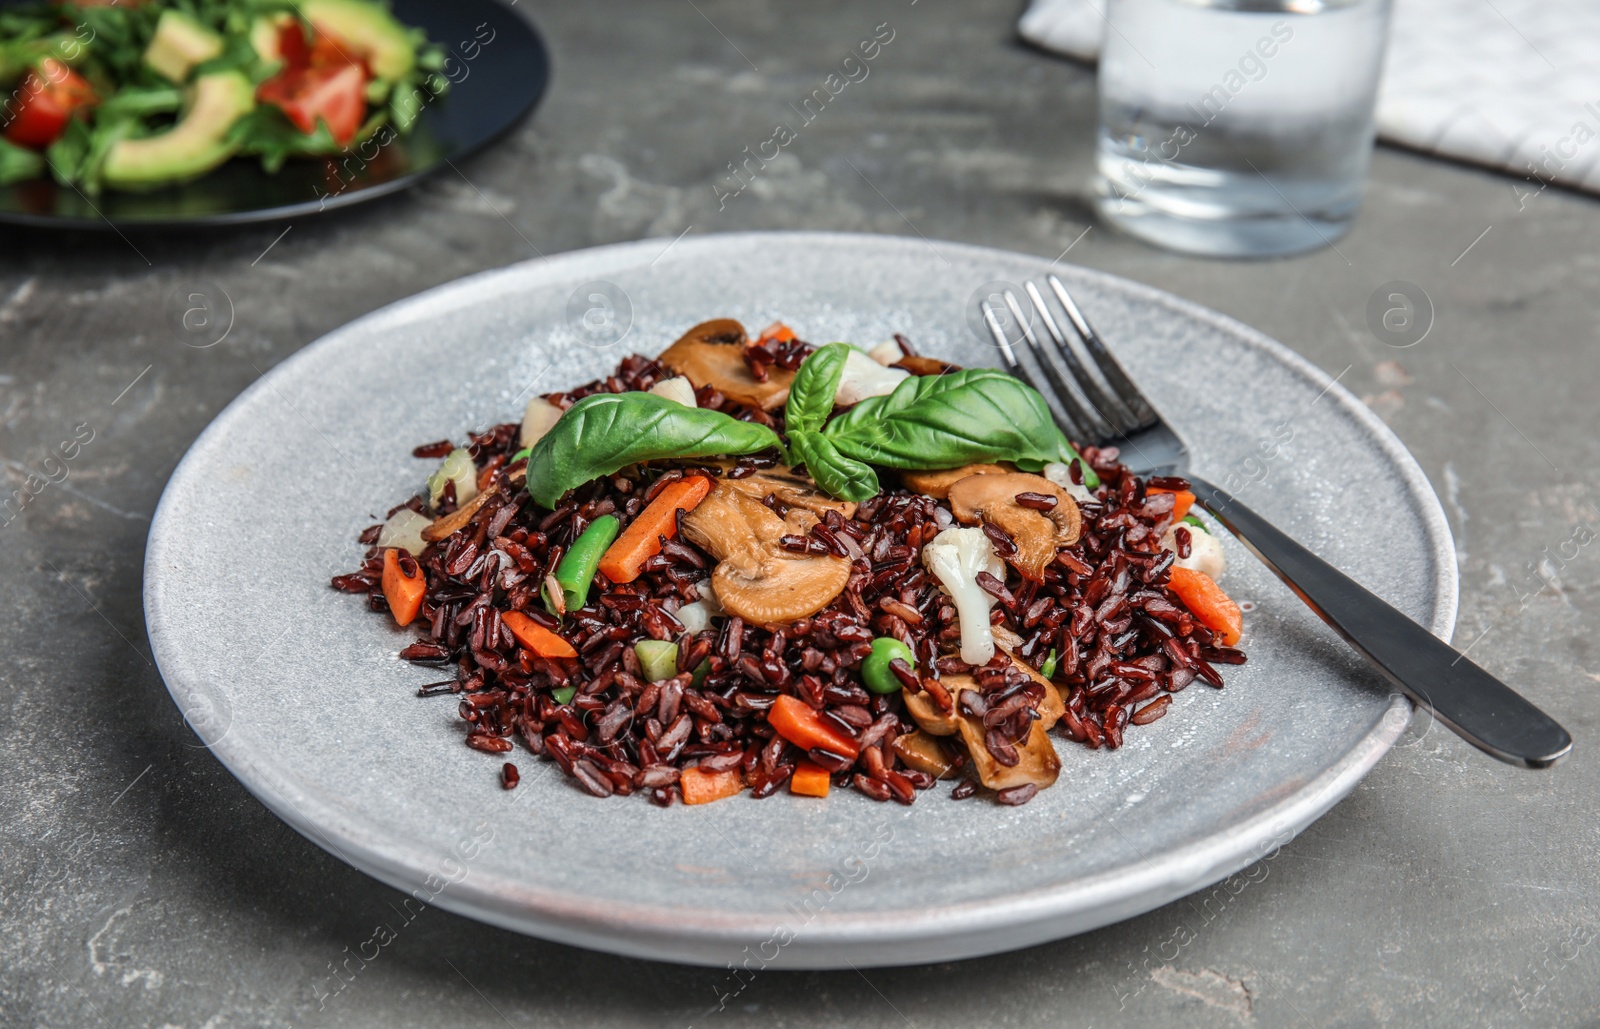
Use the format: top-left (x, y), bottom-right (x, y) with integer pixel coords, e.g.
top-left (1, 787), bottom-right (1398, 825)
top-left (647, 375), bottom-right (697, 407)
top-left (1043, 461), bottom-right (1096, 505)
top-left (377, 509), bottom-right (433, 556)
top-left (520, 398), bottom-right (564, 449)
top-left (867, 339), bottom-right (905, 366)
top-left (835, 347), bottom-right (910, 406)
top-left (426, 448), bottom-right (478, 510)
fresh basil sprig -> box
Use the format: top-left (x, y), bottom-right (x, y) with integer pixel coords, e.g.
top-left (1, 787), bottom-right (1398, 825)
top-left (784, 342), bottom-right (851, 434)
top-left (823, 368), bottom-right (1096, 485)
top-left (780, 343), bottom-right (882, 499)
top-left (788, 430), bottom-right (880, 502)
top-left (525, 392), bottom-right (782, 508)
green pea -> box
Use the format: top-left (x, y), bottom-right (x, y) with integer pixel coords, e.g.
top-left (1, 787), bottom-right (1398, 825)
top-left (862, 637), bottom-right (916, 694)
top-left (551, 685), bottom-right (576, 706)
top-left (544, 514), bottom-right (620, 615)
top-left (1039, 648), bottom-right (1059, 679)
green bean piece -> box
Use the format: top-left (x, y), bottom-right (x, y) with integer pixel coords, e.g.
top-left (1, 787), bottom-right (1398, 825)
top-left (862, 637), bottom-right (916, 694)
top-left (544, 514), bottom-right (620, 615)
top-left (551, 685), bottom-right (577, 706)
top-left (1068, 451), bottom-right (1101, 491)
top-left (1039, 648), bottom-right (1059, 679)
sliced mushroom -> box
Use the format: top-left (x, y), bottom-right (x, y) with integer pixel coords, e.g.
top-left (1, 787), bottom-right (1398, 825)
top-left (957, 717), bottom-right (1061, 792)
top-left (718, 465), bottom-right (858, 521)
top-left (903, 674), bottom-right (971, 736)
top-left (420, 488), bottom-right (493, 542)
top-left (893, 354), bottom-right (958, 377)
top-left (892, 731), bottom-right (958, 779)
top-left (681, 482), bottom-right (850, 625)
top-left (658, 318), bottom-right (794, 411)
top-left (901, 656), bottom-right (1061, 737)
top-left (900, 463), bottom-right (1013, 501)
top-left (947, 472), bottom-right (1082, 581)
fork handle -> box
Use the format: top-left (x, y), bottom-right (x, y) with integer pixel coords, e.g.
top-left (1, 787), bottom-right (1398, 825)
top-left (1188, 476), bottom-right (1572, 768)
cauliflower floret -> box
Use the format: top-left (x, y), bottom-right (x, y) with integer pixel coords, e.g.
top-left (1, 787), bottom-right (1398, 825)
top-left (1161, 522), bottom-right (1227, 580)
top-left (647, 375), bottom-right (698, 407)
top-left (921, 526), bottom-right (1005, 666)
top-left (835, 347), bottom-right (910, 406)
top-left (1043, 461), bottom-right (1096, 505)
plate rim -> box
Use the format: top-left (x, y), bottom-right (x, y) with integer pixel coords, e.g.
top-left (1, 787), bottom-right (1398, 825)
top-left (0, 0), bottom-right (549, 231)
top-left (143, 230), bottom-right (1456, 967)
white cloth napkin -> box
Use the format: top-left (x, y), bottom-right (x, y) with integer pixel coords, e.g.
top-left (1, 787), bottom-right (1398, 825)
top-left (1020, 0), bottom-right (1600, 196)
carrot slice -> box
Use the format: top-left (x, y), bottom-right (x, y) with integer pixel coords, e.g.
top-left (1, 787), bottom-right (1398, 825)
top-left (789, 760), bottom-right (831, 798)
top-left (758, 322), bottom-right (796, 344)
top-left (381, 548), bottom-right (426, 627)
top-left (681, 766), bottom-right (744, 805)
top-left (1150, 487), bottom-right (1196, 522)
top-left (1169, 566), bottom-right (1242, 646)
top-left (767, 694), bottom-right (860, 759)
top-left (502, 610), bottom-right (579, 658)
top-left (597, 475), bottom-right (712, 584)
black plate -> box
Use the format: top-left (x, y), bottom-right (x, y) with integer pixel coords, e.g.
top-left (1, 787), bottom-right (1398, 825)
top-left (0, 0), bottom-right (549, 229)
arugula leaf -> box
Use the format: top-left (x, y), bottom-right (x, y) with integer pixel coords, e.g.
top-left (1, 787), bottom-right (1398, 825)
top-left (525, 392), bottom-right (783, 508)
top-left (823, 368), bottom-right (1087, 476)
top-left (784, 342), bottom-right (849, 434)
top-left (97, 86), bottom-right (183, 120)
top-left (787, 430), bottom-right (880, 502)
top-left (0, 137), bottom-right (42, 186)
top-left (43, 118), bottom-right (91, 187)
top-left (228, 106), bottom-right (391, 173)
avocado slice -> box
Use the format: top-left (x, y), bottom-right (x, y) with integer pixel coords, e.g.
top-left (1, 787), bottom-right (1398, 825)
top-left (299, 0), bottom-right (415, 82)
top-left (102, 71), bottom-right (254, 189)
top-left (143, 9), bottom-right (225, 84)
top-left (248, 14), bottom-right (292, 68)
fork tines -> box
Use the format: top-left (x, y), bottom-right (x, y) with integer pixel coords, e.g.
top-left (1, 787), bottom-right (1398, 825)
top-left (982, 274), bottom-right (1159, 445)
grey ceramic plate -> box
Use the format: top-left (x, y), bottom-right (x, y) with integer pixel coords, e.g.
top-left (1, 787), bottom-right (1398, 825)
top-left (144, 232), bottom-right (1456, 969)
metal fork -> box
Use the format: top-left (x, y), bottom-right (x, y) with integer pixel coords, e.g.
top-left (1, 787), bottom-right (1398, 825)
top-left (982, 275), bottom-right (1572, 769)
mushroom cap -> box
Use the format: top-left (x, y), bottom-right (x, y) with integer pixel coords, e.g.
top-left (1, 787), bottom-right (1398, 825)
top-left (658, 318), bottom-right (794, 412)
top-left (681, 484), bottom-right (785, 559)
top-left (711, 548), bottom-right (851, 626)
top-left (947, 471), bottom-right (1082, 581)
top-left (900, 462), bottom-right (1013, 500)
top-left (681, 481), bottom-right (851, 625)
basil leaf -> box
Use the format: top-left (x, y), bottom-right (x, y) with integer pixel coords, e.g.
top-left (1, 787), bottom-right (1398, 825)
top-left (788, 430), bottom-right (880, 503)
top-left (784, 342), bottom-right (850, 434)
top-left (823, 368), bottom-right (1076, 472)
top-left (525, 392), bottom-right (782, 508)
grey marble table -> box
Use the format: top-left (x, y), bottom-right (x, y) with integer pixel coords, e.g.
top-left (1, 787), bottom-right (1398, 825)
top-left (2, 1), bottom-right (1596, 1026)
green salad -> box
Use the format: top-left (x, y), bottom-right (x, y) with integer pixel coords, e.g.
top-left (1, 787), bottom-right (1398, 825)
top-left (0, 0), bottom-right (447, 193)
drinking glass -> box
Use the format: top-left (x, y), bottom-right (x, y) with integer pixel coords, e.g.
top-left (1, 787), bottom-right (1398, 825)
top-left (1095, 0), bottom-right (1393, 257)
